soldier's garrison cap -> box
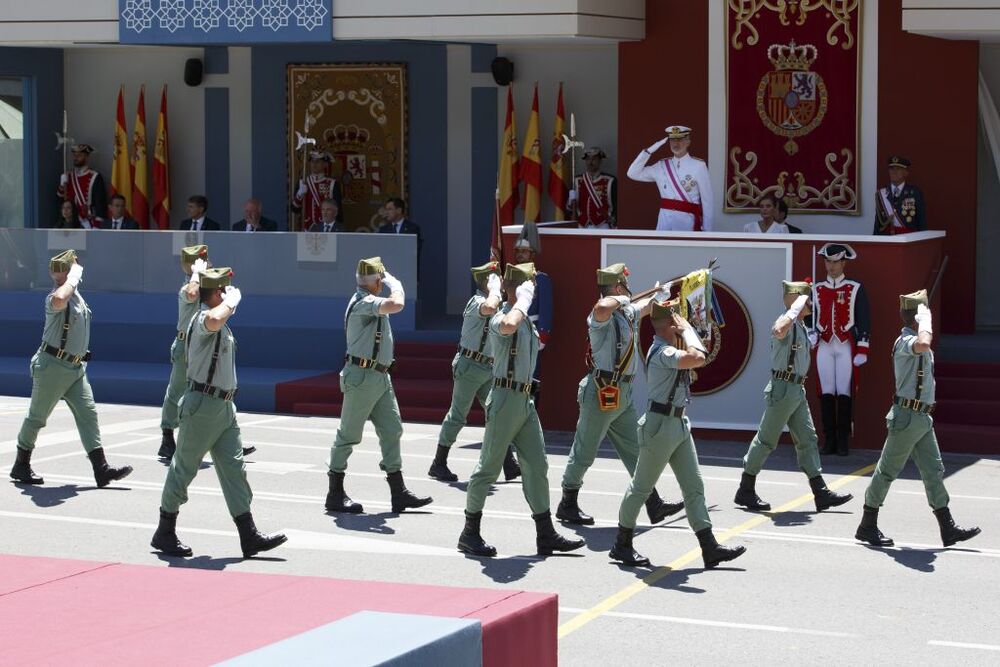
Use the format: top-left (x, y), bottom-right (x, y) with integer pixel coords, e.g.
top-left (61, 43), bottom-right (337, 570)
top-left (817, 242), bottom-right (857, 261)
top-left (650, 297), bottom-right (680, 323)
top-left (181, 245), bottom-right (208, 265)
top-left (49, 249), bottom-right (77, 273)
top-left (71, 144), bottom-right (95, 154)
top-left (899, 289), bottom-right (928, 310)
top-left (201, 267), bottom-right (234, 289)
top-left (357, 256), bottom-right (385, 276)
top-left (887, 155), bottom-right (911, 168)
top-left (664, 125), bottom-right (692, 139)
top-left (503, 262), bottom-right (537, 284)
top-left (783, 279), bottom-right (812, 297)
top-left (597, 263), bottom-right (630, 286)
top-left (471, 261), bottom-right (500, 283)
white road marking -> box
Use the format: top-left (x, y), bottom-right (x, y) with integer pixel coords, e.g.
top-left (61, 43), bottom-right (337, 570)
top-left (28, 435), bottom-right (162, 465)
top-left (0, 418), bottom-right (162, 453)
top-left (928, 641), bottom-right (1000, 652)
top-left (896, 490), bottom-right (1000, 502)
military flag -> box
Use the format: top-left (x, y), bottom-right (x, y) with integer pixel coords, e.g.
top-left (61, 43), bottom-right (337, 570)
top-left (520, 83), bottom-right (542, 223)
top-left (131, 85), bottom-right (150, 229)
top-left (152, 85), bottom-right (171, 230)
top-left (110, 85), bottom-right (132, 218)
top-left (547, 83), bottom-right (568, 221)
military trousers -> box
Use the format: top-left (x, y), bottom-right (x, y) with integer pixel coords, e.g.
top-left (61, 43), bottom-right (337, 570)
top-left (437, 355), bottom-right (492, 448)
top-left (161, 390), bottom-right (252, 517)
top-left (864, 406), bottom-right (949, 510)
top-left (329, 365), bottom-right (403, 474)
top-left (17, 350), bottom-right (102, 454)
top-left (743, 379), bottom-right (822, 478)
top-left (160, 337), bottom-right (187, 431)
top-left (465, 388), bottom-right (550, 515)
top-left (562, 375), bottom-right (641, 490)
top-left (619, 413), bottom-right (710, 532)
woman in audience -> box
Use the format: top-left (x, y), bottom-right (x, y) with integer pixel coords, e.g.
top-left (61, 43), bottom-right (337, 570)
top-left (743, 193), bottom-right (789, 234)
top-left (55, 200), bottom-right (82, 229)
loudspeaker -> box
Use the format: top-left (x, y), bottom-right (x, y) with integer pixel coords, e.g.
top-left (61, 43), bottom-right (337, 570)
top-left (184, 58), bottom-right (204, 87)
top-left (491, 57), bottom-right (514, 86)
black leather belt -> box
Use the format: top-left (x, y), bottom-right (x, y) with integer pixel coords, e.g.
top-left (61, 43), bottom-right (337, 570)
top-left (346, 355), bottom-right (393, 373)
top-left (493, 378), bottom-right (535, 395)
top-left (650, 401), bottom-right (686, 418)
top-left (894, 395), bottom-right (935, 414)
top-left (42, 344), bottom-right (91, 365)
top-left (772, 369), bottom-right (806, 385)
top-left (190, 380), bottom-right (238, 401)
top-left (176, 330), bottom-right (187, 341)
top-left (594, 369), bottom-right (635, 384)
top-left (459, 347), bottom-right (493, 365)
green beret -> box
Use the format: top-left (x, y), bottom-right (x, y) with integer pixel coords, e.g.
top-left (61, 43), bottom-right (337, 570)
top-left (597, 263), bottom-right (629, 286)
top-left (503, 262), bottom-right (537, 284)
top-left (201, 267), bottom-right (234, 289)
top-left (49, 249), bottom-right (77, 273)
top-left (783, 280), bottom-right (812, 297)
top-left (900, 289), bottom-right (928, 310)
top-left (650, 297), bottom-right (679, 323)
top-left (181, 245), bottom-right (208, 265)
top-left (357, 256), bottom-right (385, 276)
top-left (471, 261), bottom-right (500, 283)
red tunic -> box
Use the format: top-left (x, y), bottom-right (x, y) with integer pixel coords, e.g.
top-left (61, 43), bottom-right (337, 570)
top-left (66, 169), bottom-right (102, 222)
top-left (293, 175), bottom-right (336, 227)
top-left (814, 278), bottom-right (870, 352)
top-left (572, 172), bottom-right (616, 228)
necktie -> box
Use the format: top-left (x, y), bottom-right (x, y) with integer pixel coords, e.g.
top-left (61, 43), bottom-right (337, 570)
top-left (115, 220), bottom-right (120, 230)
top-left (325, 223), bottom-right (331, 233)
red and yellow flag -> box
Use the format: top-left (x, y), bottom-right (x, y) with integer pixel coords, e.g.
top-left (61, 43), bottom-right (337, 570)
top-left (131, 85), bottom-right (150, 229)
top-left (547, 83), bottom-right (568, 222)
top-left (152, 85), bottom-right (171, 230)
top-left (519, 83), bottom-right (543, 223)
top-left (110, 85), bottom-right (132, 218)
top-left (497, 85), bottom-right (520, 226)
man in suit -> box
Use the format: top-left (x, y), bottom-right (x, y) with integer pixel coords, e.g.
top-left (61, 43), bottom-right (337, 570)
top-left (106, 194), bottom-right (140, 230)
top-left (307, 199), bottom-right (346, 233)
top-left (377, 198), bottom-right (421, 245)
top-left (232, 198), bottom-right (278, 232)
top-left (179, 195), bottom-right (221, 231)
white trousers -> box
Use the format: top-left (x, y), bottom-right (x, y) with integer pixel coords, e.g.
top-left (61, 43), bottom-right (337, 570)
top-left (816, 337), bottom-right (853, 396)
top-left (655, 209), bottom-right (696, 231)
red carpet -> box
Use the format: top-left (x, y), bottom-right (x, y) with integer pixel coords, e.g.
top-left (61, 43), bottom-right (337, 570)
top-left (933, 362), bottom-right (1000, 455)
top-left (0, 554), bottom-right (556, 666)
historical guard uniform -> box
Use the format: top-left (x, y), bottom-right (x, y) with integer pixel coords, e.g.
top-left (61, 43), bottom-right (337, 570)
top-left (734, 280), bottom-right (853, 513)
top-left (153, 268), bottom-right (286, 558)
top-left (855, 290), bottom-right (981, 549)
top-left (813, 243), bottom-right (870, 456)
top-left (57, 144), bottom-right (107, 228)
top-left (874, 156), bottom-right (926, 235)
top-left (557, 263), bottom-right (684, 525)
top-left (610, 300), bottom-right (746, 568)
top-left (10, 250), bottom-right (133, 488)
top-left (627, 126), bottom-right (714, 232)
top-left (430, 262), bottom-right (503, 482)
top-left (458, 262), bottom-right (585, 558)
top-left (325, 257), bottom-right (432, 514)
top-left (293, 152), bottom-right (344, 229)
top-left (567, 147), bottom-right (617, 229)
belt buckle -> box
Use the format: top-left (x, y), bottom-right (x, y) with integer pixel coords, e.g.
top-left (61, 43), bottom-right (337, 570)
top-left (70, 354), bottom-right (82, 364)
top-left (360, 358), bottom-right (373, 369)
top-left (521, 383), bottom-right (531, 394)
top-left (54, 348), bottom-right (65, 359)
top-left (224, 389), bottom-right (235, 401)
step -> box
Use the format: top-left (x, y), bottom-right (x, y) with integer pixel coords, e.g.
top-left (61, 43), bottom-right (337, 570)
top-left (935, 361), bottom-right (1000, 379)
top-left (936, 376), bottom-right (1000, 401)
top-left (933, 423), bottom-right (1000, 455)
top-left (932, 399), bottom-right (1000, 427)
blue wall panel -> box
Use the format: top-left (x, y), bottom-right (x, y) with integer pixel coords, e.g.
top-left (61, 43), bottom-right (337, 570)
top-left (205, 87), bottom-right (231, 225)
top-left (471, 86), bottom-right (498, 264)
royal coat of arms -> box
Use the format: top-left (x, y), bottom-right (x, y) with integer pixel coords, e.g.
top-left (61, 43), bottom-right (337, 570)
top-left (756, 41), bottom-right (827, 156)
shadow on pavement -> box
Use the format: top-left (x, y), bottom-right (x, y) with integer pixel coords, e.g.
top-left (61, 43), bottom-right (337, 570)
top-left (329, 511), bottom-right (396, 535)
top-left (465, 553), bottom-right (538, 584)
top-left (868, 545), bottom-right (941, 573)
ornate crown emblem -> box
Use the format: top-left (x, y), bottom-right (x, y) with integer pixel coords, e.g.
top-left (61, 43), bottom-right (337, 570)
top-left (324, 124), bottom-right (371, 152)
top-left (767, 41), bottom-right (818, 71)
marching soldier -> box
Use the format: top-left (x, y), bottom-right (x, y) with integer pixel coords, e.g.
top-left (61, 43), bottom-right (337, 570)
top-left (325, 258), bottom-right (432, 514)
top-left (855, 290), bottom-right (981, 548)
top-left (874, 156), bottom-right (926, 235)
top-left (430, 261), bottom-right (503, 482)
top-left (567, 147), bottom-right (617, 229)
top-left (458, 262), bottom-right (585, 558)
top-left (627, 125), bottom-right (714, 231)
top-left (813, 243), bottom-right (870, 456)
top-left (9, 250), bottom-right (133, 488)
top-left (557, 263), bottom-right (684, 525)
top-left (57, 144), bottom-right (107, 228)
top-left (152, 268), bottom-right (286, 558)
top-left (610, 300), bottom-right (746, 569)
top-left (734, 280), bottom-right (853, 513)
top-left (293, 151), bottom-right (344, 229)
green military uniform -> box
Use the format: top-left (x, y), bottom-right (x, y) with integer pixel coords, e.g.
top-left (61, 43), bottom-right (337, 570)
top-left (160, 245), bottom-right (206, 435)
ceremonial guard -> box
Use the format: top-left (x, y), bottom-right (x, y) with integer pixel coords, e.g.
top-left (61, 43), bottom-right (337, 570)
top-left (610, 300), bottom-right (746, 568)
top-left (430, 262), bottom-right (503, 482)
top-left (627, 126), bottom-right (714, 231)
top-left (567, 147), bottom-right (617, 229)
top-left (153, 268), bottom-right (286, 558)
top-left (10, 251), bottom-right (133, 488)
top-left (557, 263), bottom-right (684, 525)
top-left (57, 144), bottom-right (107, 228)
top-left (325, 258), bottom-right (432, 514)
top-left (458, 262), bottom-right (585, 558)
top-left (813, 243), bottom-right (870, 456)
top-left (293, 152), bottom-right (344, 229)
top-left (874, 156), bottom-right (926, 235)
top-left (734, 280), bottom-right (853, 513)
top-left (855, 290), bottom-right (981, 549)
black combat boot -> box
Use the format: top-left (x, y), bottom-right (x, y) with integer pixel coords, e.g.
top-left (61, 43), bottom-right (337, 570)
top-left (87, 448), bottom-right (133, 488)
top-left (457, 511), bottom-right (497, 557)
top-left (645, 489), bottom-right (684, 523)
top-left (428, 445), bottom-right (458, 482)
top-left (836, 395), bottom-right (852, 456)
top-left (325, 471), bottom-right (363, 513)
top-left (157, 429), bottom-right (176, 460)
top-left (234, 512), bottom-right (287, 558)
top-left (933, 507), bottom-right (981, 547)
top-left (534, 510), bottom-right (586, 556)
top-left (10, 447), bottom-right (43, 485)
top-left (734, 472), bottom-right (771, 511)
top-left (809, 475), bottom-right (853, 511)
top-left (855, 505), bottom-right (894, 547)
top-left (819, 394), bottom-right (837, 455)
top-left (150, 509), bottom-right (193, 557)
top-left (502, 446), bottom-right (521, 481)
top-left (556, 487), bottom-right (595, 525)
top-left (242, 445), bottom-right (257, 456)
top-left (609, 526), bottom-right (650, 567)
top-left (696, 527), bottom-right (747, 569)
top-left (386, 471), bottom-right (433, 513)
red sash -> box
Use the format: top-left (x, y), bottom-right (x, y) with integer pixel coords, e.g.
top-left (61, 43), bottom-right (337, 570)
top-left (660, 198), bottom-right (703, 231)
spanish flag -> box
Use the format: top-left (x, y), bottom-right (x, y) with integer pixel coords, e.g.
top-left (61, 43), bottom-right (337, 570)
top-left (131, 85), bottom-right (150, 229)
top-left (110, 85), bottom-right (132, 218)
top-left (547, 82), bottom-right (568, 222)
top-left (519, 83), bottom-right (542, 223)
top-left (497, 85), bottom-right (520, 226)
top-left (152, 85), bottom-right (171, 230)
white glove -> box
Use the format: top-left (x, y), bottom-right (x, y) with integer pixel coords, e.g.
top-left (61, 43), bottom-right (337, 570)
top-left (222, 285), bottom-right (242, 311)
top-left (611, 295), bottom-right (631, 308)
top-left (296, 180), bottom-right (307, 197)
top-left (784, 294), bottom-right (809, 322)
top-left (382, 271), bottom-right (404, 296)
top-left (60, 174), bottom-right (68, 186)
top-left (513, 280), bottom-right (535, 314)
top-left (567, 189), bottom-right (578, 203)
top-left (66, 262), bottom-right (83, 288)
top-left (655, 280), bottom-right (672, 294)
top-left (190, 258), bottom-right (207, 283)
top-left (915, 303), bottom-right (932, 334)
top-left (646, 137), bottom-right (668, 153)
top-left (681, 327), bottom-right (707, 353)
top-left (808, 329), bottom-right (819, 349)
top-left (853, 353), bottom-right (868, 367)
top-left (486, 273), bottom-right (502, 298)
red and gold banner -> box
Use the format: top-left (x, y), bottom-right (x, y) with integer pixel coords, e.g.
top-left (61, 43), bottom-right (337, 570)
top-left (725, 1), bottom-right (861, 214)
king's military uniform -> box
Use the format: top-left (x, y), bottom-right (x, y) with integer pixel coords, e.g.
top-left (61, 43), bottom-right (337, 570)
top-left (874, 156), bottom-right (926, 235)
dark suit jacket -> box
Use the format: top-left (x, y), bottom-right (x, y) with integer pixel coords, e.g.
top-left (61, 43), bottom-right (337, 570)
top-left (179, 217), bottom-right (221, 231)
top-left (307, 220), bottom-right (347, 232)
top-left (787, 223), bottom-right (803, 234)
top-left (107, 217), bottom-right (140, 230)
top-left (232, 216), bottom-right (278, 232)
top-left (377, 218), bottom-right (421, 237)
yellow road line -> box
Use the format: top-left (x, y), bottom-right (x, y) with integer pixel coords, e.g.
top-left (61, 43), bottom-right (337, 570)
top-left (558, 462), bottom-right (877, 639)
